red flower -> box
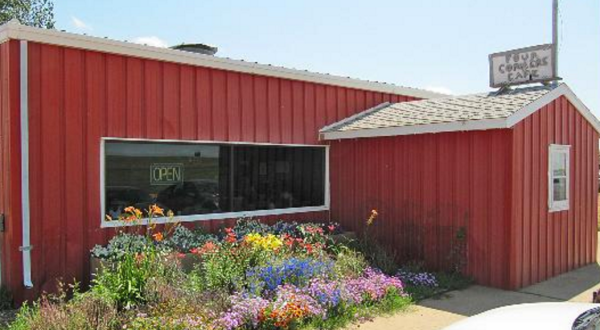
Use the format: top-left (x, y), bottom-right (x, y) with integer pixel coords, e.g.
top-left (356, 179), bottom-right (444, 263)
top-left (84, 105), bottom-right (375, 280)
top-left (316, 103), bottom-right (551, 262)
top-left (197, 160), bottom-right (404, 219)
top-left (328, 225), bottom-right (336, 232)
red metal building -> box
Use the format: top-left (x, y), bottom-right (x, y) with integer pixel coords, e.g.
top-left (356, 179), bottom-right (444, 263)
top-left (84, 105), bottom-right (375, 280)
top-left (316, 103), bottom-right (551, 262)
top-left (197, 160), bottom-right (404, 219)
top-left (0, 21), bottom-right (597, 301)
top-left (322, 85), bottom-right (600, 289)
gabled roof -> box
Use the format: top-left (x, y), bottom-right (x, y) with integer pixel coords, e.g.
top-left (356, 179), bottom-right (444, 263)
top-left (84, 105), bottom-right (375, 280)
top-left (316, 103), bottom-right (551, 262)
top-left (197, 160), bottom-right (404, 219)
top-left (320, 83), bottom-right (600, 140)
top-left (0, 20), bottom-right (443, 100)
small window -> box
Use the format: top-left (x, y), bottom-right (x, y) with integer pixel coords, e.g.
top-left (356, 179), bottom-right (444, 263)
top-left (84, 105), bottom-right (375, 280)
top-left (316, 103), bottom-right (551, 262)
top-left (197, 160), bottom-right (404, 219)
top-left (102, 140), bottom-right (327, 225)
top-left (548, 144), bottom-right (570, 212)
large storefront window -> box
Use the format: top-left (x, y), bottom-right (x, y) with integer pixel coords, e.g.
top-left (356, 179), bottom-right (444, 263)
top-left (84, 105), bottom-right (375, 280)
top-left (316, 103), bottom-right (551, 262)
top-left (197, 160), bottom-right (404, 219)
top-left (104, 140), bottom-right (327, 221)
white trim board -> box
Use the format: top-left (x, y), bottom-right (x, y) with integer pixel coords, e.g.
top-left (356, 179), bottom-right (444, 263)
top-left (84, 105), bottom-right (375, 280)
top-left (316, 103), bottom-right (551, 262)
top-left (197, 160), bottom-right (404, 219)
top-left (321, 84), bottom-right (600, 140)
top-left (0, 20), bottom-right (443, 100)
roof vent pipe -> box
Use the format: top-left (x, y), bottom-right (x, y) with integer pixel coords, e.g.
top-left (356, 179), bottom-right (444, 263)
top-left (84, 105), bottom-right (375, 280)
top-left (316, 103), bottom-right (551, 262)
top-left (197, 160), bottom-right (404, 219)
top-left (171, 43), bottom-right (218, 56)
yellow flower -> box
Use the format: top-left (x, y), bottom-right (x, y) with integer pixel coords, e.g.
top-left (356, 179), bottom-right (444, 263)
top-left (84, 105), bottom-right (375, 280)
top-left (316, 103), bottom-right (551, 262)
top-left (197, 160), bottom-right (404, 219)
top-left (105, 214), bottom-right (113, 222)
top-left (244, 233), bottom-right (283, 251)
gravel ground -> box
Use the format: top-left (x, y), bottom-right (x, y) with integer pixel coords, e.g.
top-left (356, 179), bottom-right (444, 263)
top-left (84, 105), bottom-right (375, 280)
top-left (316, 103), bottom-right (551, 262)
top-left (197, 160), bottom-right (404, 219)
top-left (0, 309), bottom-right (17, 327)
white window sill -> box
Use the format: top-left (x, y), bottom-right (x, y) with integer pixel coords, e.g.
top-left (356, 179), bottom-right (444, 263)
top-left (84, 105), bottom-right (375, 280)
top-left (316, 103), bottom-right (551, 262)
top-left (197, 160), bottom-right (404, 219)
top-left (549, 202), bottom-right (569, 213)
top-left (100, 205), bottom-right (329, 228)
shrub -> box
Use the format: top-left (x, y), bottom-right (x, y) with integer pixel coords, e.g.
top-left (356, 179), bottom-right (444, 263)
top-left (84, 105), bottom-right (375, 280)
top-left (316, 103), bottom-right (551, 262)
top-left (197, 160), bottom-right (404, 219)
top-left (226, 218), bottom-right (270, 238)
top-left (90, 233), bottom-right (148, 260)
top-left (9, 289), bottom-right (119, 330)
top-left (166, 226), bottom-right (217, 253)
top-left (197, 240), bottom-right (273, 292)
top-left (333, 248), bottom-right (368, 279)
top-left (92, 249), bottom-right (162, 310)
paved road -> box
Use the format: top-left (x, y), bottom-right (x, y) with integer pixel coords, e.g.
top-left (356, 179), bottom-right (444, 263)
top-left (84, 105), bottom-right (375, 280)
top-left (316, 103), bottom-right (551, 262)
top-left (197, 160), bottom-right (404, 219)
top-left (350, 237), bottom-right (600, 330)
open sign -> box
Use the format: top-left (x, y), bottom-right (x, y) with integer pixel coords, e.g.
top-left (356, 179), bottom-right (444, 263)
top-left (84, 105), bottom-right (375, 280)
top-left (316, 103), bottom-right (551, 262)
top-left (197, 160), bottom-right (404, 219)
top-left (150, 163), bottom-right (184, 185)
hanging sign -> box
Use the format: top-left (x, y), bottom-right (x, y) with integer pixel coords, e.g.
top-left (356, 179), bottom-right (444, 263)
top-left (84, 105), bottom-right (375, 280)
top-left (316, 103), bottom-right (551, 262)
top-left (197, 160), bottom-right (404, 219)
top-left (489, 44), bottom-right (556, 88)
top-left (150, 163), bottom-right (184, 185)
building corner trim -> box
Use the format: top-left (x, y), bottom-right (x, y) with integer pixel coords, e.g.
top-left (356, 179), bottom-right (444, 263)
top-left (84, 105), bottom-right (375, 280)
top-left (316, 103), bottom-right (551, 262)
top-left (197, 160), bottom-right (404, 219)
top-left (19, 40), bottom-right (32, 288)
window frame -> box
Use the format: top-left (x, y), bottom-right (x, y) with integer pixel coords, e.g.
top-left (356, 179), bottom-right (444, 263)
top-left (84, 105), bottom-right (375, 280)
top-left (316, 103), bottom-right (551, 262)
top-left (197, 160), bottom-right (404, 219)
top-left (100, 137), bottom-right (330, 227)
top-left (548, 144), bottom-right (570, 212)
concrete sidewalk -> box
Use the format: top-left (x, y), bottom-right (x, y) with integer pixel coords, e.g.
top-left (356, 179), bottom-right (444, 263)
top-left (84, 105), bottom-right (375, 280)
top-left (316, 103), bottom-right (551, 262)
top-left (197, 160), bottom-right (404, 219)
top-left (350, 237), bottom-right (600, 330)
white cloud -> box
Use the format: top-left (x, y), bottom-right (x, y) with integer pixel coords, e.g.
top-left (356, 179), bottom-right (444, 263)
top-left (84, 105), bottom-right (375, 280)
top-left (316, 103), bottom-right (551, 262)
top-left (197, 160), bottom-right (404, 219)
top-left (71, 16), bottom-right (92, 31)
top-left (131, 36), bottom-right (169, 48)
top-left (425, 86), bottom-right (453, 95)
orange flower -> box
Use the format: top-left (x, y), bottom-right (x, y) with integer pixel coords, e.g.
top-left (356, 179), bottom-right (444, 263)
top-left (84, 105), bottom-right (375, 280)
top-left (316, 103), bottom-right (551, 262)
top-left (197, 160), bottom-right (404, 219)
top-left (124, 206), bottom-right (143, 218)
top-left (152, 232), bottom-right (164, 242)
top-left (366, 209), bottom-right (378, 226)
top-left (150, 204), bottom-right (164, 217)
top-left (124, 214), bottom-right (137, 222)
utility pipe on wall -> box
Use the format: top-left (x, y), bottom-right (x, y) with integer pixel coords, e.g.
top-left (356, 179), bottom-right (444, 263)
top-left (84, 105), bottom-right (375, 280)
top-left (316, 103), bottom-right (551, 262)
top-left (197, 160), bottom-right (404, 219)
top-left (19, 40), bottom-right (33, 288)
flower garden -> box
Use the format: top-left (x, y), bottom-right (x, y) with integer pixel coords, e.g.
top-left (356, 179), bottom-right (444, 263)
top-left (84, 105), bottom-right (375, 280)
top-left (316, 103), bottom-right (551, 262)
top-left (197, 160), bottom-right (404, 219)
top-left (5, 207), bottom-right (468, 330)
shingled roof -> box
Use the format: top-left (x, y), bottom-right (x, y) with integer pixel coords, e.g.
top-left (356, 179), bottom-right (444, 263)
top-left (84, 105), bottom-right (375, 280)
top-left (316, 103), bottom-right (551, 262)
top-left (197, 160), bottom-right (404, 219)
top-left (320, 83), bottom-right (600, 140)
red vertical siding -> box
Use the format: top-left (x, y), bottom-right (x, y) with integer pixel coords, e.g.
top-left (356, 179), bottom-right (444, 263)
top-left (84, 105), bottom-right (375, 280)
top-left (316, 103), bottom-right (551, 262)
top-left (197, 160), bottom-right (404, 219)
top-left (17, 42), bottom-right (417, 297)
top-left (509, 97), bottom-right (599, 289)
top-left (0, 41), bottom-right (25, 300)
top-left (329, 130), bottom-right (513, 288)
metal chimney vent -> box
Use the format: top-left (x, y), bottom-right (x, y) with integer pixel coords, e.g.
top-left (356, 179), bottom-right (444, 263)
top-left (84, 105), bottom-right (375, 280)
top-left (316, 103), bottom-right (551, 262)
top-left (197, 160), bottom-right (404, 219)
top-left (171, 43), bottom-right (218, 56)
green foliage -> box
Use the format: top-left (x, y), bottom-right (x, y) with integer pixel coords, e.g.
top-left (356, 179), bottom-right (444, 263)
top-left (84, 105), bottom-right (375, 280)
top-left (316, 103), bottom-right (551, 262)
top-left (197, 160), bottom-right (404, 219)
top-left (352, 235), bottom-right (399, 275)
top-left (8, 286), bottom-right (119, 330)
top-left (447, 226), bottom-right (468, 274)
top-left (91, 233), bottom-right (149, 260)
top-left (166, 225), bottom-right (217, 253)
top-left (197, 243), bottom-right (271, 292)
top-left (92, 248), bottom-right (162, 310)
top-left (0, 0), bottom-right (54, 28)
top-left (8, 218), bottom-right (426, 330)
top-left (306, 288), bottom-right (411, 330)
top-left (403, 271), bottom-right (473, 301)
top-left (0, 286), bottom-right (13, 310)
top-left (332, 247), bottom-right (367, 279)
top-left (226, 218), bottom-right (270, 237)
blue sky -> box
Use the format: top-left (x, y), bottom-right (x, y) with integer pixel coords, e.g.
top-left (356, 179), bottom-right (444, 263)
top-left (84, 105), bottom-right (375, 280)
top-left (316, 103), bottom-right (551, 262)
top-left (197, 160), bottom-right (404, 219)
top-left (55, 0), bottom-right (599, 115)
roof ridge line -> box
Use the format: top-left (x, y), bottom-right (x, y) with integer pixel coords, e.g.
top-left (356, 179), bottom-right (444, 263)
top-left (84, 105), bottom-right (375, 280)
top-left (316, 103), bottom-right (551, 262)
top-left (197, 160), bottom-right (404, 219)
top-left (0, 21), bottom-right (445, 99)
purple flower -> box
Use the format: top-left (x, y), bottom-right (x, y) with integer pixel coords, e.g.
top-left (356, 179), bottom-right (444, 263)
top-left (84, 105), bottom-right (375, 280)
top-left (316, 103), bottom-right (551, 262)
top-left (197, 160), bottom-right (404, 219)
top-left (274, 285), bottom-right (326, 319)
top-left (397, 270), bottom-right (438, 287)
top-left (212, 292), bottom-right (269, 330)
top-left (344, 268), bottom-right (405, 303)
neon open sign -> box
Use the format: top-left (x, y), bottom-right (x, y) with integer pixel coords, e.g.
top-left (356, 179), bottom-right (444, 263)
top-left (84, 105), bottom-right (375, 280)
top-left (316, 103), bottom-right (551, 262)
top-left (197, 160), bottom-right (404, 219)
top-left (150, 163), bottom-right (184, 185)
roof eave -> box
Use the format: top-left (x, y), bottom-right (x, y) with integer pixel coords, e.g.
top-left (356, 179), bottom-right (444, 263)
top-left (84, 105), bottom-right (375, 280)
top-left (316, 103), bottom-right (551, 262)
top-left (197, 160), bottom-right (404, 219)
top-left (321, 83), bottom-right (600, 140)
top-left (0, 21), bottom-right (444, 100)
top-left (321, 118), bottom-right (508, 140)
top-left (505, 83), bottom-right (600, 133)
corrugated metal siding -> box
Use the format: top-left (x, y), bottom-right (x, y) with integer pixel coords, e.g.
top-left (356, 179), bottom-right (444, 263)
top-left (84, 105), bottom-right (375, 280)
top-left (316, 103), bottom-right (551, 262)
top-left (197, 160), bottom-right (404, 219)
top-left (510, 96), bottom-right (599, 289)
top-left (21, 42), bottom-right (416, 295)
top-left (329, 129), bottom-right (513, 288)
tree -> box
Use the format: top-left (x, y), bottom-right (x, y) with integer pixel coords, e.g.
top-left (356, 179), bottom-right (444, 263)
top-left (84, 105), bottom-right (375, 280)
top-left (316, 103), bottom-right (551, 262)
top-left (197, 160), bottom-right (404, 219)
top-left (0, 0), bottom-right (55, 29)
